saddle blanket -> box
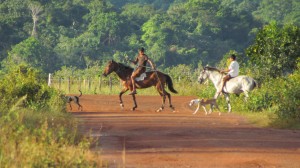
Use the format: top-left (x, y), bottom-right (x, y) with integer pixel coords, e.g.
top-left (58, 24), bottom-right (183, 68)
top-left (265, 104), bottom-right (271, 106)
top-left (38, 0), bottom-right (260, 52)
top-left (135, 73), bottom-right (147, 81)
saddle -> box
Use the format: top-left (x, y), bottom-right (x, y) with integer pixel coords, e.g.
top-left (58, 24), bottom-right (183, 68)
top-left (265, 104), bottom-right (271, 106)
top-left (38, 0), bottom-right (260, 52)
top-left (135, 73), bottom-right (147, 81)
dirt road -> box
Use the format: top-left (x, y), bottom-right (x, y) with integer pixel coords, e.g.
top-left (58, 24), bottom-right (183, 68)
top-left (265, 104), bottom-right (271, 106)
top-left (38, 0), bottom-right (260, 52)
top-left (70, 95), bottom-right (300, 168)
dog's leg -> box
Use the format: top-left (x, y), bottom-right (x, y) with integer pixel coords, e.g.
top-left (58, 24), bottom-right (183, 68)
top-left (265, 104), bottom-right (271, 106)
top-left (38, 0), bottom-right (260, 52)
top-left (209, 103), bottom-right (213, 114)
top-left (77, 102), bottom-right (83, 111)
top-left (202, 105), bottom-right (208, 115)
top-left (73, 96), bottom-right (82, 111)
top-left (78, 103), bottom-right (83, 111)
top-left (69, 103), bottom-right (72, 110)
top-left (193, 103), bottom-right (200, 115)
top-left (215, 103), bottom-right (221, 116)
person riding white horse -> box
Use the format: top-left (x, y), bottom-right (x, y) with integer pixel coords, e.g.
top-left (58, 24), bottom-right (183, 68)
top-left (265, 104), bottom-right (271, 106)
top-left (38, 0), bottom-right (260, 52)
top-left (198, 63), bottom-right (257, 112)
top-left (218, 54), bottom-right (239, 95)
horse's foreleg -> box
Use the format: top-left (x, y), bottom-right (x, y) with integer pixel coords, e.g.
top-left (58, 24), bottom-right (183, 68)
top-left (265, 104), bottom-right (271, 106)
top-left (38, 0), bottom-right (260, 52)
top-left (214, 91), bottom-right (221, 99)
top-left (156, 93), bottom-right (165, 112)
top-left (244, 91), bottom-right (249, 102)
top-left (119, 88), bottom-right (129, 109)
top-left (131, 94), bottom-right (137, 111)
top-left (224, 93), bottom-right (232, 112)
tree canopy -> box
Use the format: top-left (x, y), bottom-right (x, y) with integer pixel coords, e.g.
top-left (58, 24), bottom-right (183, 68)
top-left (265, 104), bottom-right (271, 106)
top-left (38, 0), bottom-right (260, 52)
top-left (0, 0), bottom-right (299, 72)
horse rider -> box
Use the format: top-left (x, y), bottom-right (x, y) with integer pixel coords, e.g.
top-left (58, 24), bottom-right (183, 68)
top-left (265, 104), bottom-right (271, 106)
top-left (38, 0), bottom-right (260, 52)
top-left (129, 47), bottom-right (156, 95)
top-left (218, 54), bottom-right (239, 94)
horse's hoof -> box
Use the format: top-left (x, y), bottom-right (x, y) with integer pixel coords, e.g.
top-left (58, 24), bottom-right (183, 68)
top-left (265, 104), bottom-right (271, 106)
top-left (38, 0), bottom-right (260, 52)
top-left (170, 106), bottom-right (176, 112)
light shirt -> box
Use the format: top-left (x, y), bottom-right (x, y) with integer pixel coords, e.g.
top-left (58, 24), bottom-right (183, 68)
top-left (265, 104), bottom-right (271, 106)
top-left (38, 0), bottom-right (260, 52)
top-left (228, 60), bottom-right (239, 77)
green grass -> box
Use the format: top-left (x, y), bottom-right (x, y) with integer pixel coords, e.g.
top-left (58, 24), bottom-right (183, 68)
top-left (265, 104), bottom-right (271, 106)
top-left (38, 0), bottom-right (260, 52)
top-left (0, 98), bottom-right (105, 167)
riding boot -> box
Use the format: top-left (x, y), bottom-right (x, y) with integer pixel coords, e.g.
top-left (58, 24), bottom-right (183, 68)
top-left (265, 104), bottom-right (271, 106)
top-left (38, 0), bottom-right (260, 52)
top-left (129, 90), bottom-right (137, 95)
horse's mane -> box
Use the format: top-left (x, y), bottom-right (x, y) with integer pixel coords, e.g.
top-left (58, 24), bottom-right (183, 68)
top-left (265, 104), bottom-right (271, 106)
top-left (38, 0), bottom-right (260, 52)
top-left (117, 62), bottom-right (133, 70)
top-left (204, 66), bottom-right (221, 73)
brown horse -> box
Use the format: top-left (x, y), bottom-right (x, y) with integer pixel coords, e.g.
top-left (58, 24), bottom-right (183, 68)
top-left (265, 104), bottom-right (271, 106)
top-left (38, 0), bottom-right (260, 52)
top-left (102, 60), bottom-right (178, 112)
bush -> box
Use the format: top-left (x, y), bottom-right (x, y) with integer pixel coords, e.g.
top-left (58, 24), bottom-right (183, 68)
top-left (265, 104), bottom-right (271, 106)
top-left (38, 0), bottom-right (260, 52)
top-left (275, 71), bottom-right (300, 120)
top-left (0, 64), bottom-right (102, 167)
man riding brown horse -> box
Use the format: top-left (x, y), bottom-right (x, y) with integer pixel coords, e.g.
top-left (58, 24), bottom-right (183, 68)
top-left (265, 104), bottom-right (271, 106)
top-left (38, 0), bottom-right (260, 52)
top-left (129, 47), bottom-right (156, 95)
top-left (102, 59), bottom-right (177, 112)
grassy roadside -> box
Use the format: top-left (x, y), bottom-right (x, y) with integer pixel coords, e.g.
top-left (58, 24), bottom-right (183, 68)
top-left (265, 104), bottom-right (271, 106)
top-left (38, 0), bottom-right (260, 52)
top-left (0, 65), bottom-right (106, 167)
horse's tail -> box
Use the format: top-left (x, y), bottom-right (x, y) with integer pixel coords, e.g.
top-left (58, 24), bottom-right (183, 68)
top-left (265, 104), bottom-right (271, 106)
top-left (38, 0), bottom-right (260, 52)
top-left (253, 80), bottom-right (258, 89)
top-left (164, 74), bottom-right (178, 94)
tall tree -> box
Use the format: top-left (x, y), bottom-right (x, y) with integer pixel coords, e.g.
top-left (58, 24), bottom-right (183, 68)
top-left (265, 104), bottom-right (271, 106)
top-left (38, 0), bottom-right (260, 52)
top-left (0, 0), bottom-right (31, 61)
top-left (28, 2), bottom-right (43, 37)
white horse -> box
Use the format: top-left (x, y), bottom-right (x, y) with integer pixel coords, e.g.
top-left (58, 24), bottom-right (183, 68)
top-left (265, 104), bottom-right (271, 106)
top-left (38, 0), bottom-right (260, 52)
top-left (198, 66), bottom-right (257, 112)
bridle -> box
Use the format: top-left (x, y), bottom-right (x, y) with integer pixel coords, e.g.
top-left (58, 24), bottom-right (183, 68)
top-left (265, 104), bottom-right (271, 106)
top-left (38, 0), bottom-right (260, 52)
top-left (199, 69), bottom-right (209, 82)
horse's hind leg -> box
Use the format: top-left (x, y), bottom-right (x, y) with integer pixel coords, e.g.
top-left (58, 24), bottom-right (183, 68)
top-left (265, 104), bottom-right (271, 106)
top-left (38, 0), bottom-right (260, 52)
top-left (165, 91), bottom-right (175, 112)
top-left (224, 93), bottom-right (232, 112)
top-left (131, 94), bottom-right (138, 111)
top-left (156, 85), bottom-right (166, 112)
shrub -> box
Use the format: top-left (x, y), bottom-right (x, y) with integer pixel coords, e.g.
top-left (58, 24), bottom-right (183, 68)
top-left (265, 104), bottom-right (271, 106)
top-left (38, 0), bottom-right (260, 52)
top-left (0, 64), bottom-right (102, 167)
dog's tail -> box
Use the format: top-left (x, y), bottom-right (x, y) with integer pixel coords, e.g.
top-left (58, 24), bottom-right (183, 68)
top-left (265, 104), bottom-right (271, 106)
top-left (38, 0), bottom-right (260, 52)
top-left (78, 90), bottom-right (82, 97)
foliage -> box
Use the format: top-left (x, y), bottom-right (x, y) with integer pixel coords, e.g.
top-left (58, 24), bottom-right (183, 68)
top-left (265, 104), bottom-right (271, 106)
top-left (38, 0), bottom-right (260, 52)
top-left (0, 64), bottom-right (102, 167)
top-left (2, 0), bottom-right (299, 71)
top-left (275, 61), bottom-right (300, 120)
top-left (3, 37), bottom-right (58, 73)
top-left (253, 0), bottom-right (300, 26)
top-left (246, 22), bottom-right (300, 82)
top-left (241, 65), bottom-right (300, 121)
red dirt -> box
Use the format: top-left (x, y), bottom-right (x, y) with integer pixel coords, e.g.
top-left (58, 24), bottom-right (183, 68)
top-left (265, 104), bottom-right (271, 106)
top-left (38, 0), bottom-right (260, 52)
top-left (70, 95), bottom-right (300, 168)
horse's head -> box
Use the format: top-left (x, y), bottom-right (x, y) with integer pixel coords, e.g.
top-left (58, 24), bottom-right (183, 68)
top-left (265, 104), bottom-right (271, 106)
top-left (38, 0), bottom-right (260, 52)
top-left (198, 67), bottom-right (209, 84)
top-left (103, 60), bottom-right (118, 77)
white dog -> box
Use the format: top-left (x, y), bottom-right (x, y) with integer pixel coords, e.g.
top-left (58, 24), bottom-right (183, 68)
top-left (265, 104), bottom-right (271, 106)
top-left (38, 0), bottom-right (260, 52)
top-left (189, 98), bottom-right (221, 115)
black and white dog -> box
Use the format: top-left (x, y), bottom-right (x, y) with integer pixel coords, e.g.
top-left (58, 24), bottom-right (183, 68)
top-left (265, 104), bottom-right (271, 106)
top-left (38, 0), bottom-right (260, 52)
top-left (66, 90), bottom-right (83, 111)
top-left (189, 98), bottom-right (221, 115)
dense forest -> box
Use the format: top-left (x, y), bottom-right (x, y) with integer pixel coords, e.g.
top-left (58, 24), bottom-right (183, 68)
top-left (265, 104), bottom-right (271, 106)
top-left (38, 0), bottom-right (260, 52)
top-left (1, 0), bottom-right (299, 73)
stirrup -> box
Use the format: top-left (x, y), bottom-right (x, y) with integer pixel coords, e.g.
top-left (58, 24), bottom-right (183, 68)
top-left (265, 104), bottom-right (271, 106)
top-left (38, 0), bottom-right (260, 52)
top-left (129, 90), bottom-right (137, 95)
